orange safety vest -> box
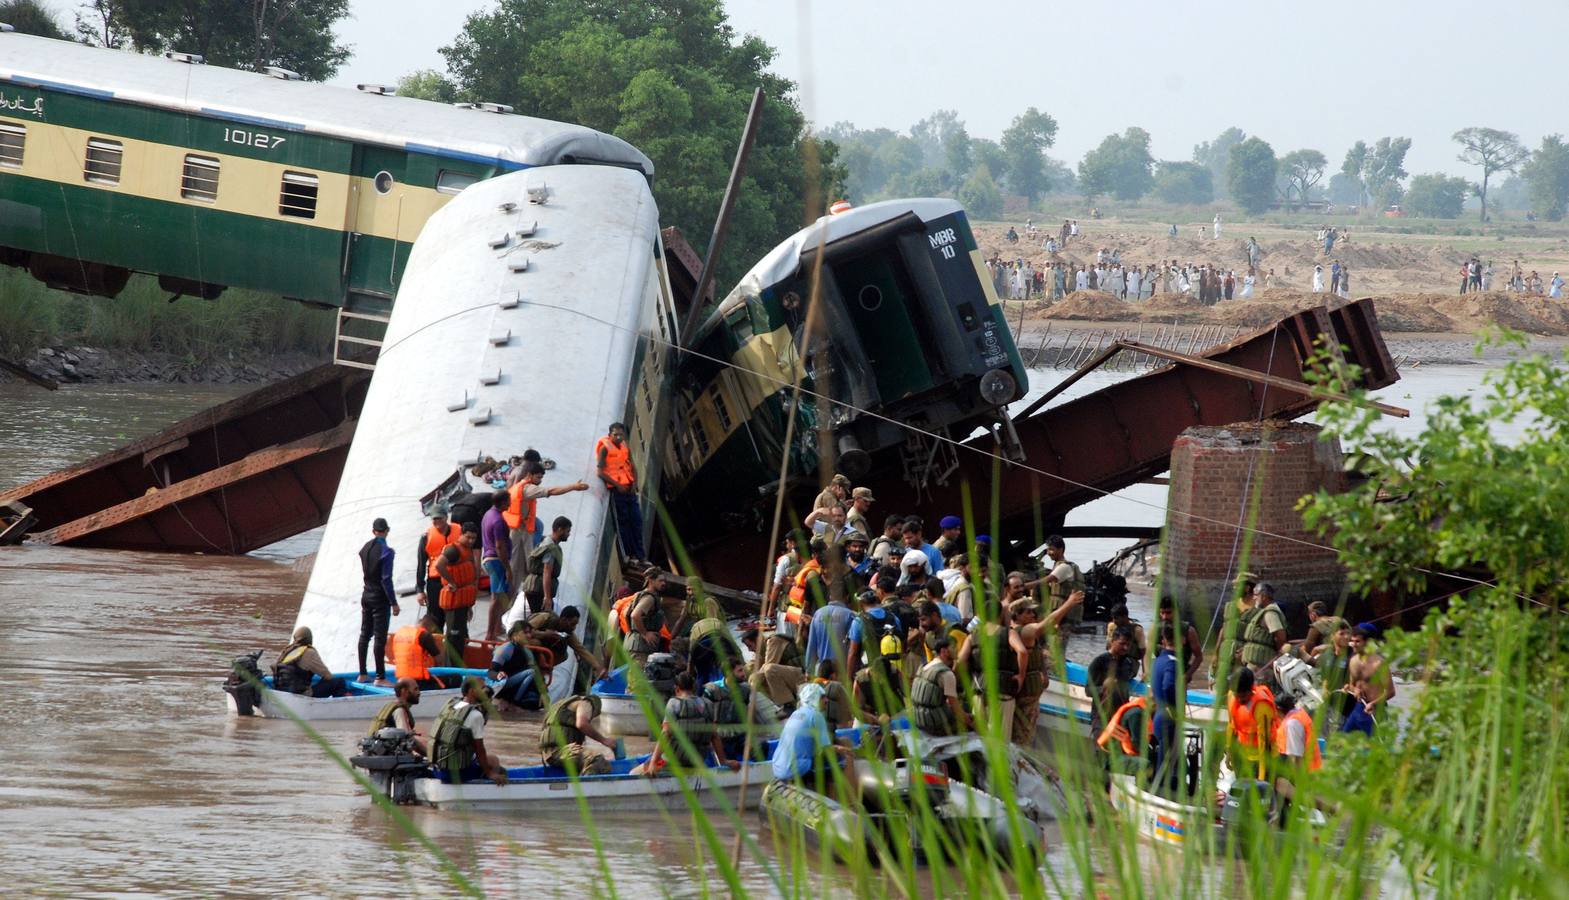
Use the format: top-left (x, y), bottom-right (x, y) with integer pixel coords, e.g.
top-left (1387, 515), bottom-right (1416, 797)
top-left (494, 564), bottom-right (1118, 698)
top-left (424, 524), bottom-right (462, 578)
top-left (596, 436), bottom-right (635, 487)
top-left (390, 624), bottom-right (435, 681)
top-left (1227, 685), bottom-right (1278, 750)
top-left (1273, 708), bottom-right (1322, 771)
top-left (438, 551), bottom-right (478, 610)
top-left (786, 559), bottom-right (822, 623)
top-left (502, 482), bottom-right (538, 531)
top-left (1096, 696), bottom-right (1150, 756)
top-left (612, 592), bottom-right (637, 636)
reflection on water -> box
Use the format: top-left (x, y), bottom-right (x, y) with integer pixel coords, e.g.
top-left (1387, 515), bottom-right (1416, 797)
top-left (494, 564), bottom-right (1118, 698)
top-left (0, 367), bottom-right (1505, 894)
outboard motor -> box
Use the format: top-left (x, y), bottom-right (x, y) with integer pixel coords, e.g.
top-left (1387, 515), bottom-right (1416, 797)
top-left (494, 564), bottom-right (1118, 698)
top-left (223, 650), bottom-right (265, 716)
top-left (1220, 779), bottom-right (1279, 850)
top-left (1272, 656), bottom-right (1324, 712)
top-left (642, 652), bottom-right (680, 698)
top-left (1082, 560), bottom-right (1128, 621)
top-left (350, 728), bottom-right (428, 805)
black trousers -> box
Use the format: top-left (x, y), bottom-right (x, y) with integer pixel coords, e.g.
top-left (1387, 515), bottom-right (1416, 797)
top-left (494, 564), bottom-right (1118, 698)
top-left (445, 606), bottom-right (472, 664)
top-left (358, 600), bottom-right (390, 678)
top-left (423, 577), bottom-right (448, 632)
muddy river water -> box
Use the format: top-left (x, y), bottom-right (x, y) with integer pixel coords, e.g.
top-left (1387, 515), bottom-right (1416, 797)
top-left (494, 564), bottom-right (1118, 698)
top-left (0, 361), bottom-right (1508, 897)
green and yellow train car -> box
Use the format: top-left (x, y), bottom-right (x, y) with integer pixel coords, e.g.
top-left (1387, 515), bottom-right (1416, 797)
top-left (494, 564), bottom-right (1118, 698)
top-left (0, 31), bottom-right (652, 309)
top-left (661, 199), bottom-right (1028, 555)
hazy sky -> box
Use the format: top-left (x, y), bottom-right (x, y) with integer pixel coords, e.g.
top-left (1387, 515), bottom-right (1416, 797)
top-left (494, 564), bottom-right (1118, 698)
top-left (332, 0), bottom-right (1565, 179)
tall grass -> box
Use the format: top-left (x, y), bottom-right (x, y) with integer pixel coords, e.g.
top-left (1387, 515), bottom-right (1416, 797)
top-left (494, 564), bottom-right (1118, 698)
top-left (0, 267), bottom-right (334, 362)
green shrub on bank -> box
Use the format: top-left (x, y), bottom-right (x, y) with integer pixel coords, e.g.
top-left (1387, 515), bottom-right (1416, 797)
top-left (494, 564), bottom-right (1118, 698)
top-left (0, 268), bottom-right (333, 362)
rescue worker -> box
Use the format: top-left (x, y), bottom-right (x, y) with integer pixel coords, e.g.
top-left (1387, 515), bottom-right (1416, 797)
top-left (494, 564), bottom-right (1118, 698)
top-left (1157, 594), bottom-right (1204, 685)
top-left (1148, 626), bottom-right (1181, 793)
top-left (810, 474), bottom-right (852, 525)
top-left (901, 518), bottom-right (942, 574)
top-left (1299, 600), bottom-right (1348, 661)
top-left (705, 658), bottom-right (763, 762)
top-left (528, 605), bottom-right (605, 693)
top-left (433, 528), bottom-right (481, 665)
top-left (911, 633), bottom-right (970, 737)
top-left (357, 517), bottom-right (399, 686)
top-left (1012, 590), bottom-right (1084, 744)
top-left (489, 620), bottom-right (542, 710)
top-left (771, 682), bottom-right (858, 797)
top-left (915, 601), bottom-right (970, 663)
top-left (1086, 625), bottom-right (1140, 740)
top-left (932, 515), bottom-right (964, 557)
top-left (1239, 582), bottom-right (1289, 674)
top-left (1104, 603), bottom-right (1147, 676)
top-left (596, 422), bottom-right (645, 562)
top-left (273, 626), bottom-right (347, 697)
top-left (811, 659), bottom-right (855, 729)
top-left (845, 486), bottom-right (876, 537)
top-left (687, 595), bottom-right (742, 685)
top-left (539, 693), bottom-right (618, 776)
top-left (1345, 624), bottom-right (1395, 735)
top-left (1226, 666), bottom-right (1279, 781)
top-left (430, 676), bottom-right (507, 785)
top-left (941, 553), bottom-right (976, 621)
top-left (844, 571), bottom-right (899, 680)
top-left (782, 539), bottom-right (828, 643)
top-left (368, 678), bottom-right (429, 757)
top-left (1095, 694), bottom-right (1152, 782)
top-left (624, 570), bottom-right (669, 666)
top-left (1041, 535), bottom-right (1085, 627)
top-left (387, 613), bottom-right (446, 690)
top-left (764, 533), bottom-right (799, 621)
top-left (1271, 692), bottom-right (1322, 815)
top-left (504, 460), bottom-right (589, 599)
top-left (869, 514), bottom-right (904, 567)
top-left (479, 490), bottom-right (514, 642)
top-left (416, 505), bottom-right (462, 636)
top-left (521, 515), bottom-right (571, 615)
top-left (958, 597), bottom-right (1029, 735)
top-left (852, 611), bottom-right (908, 722)
top-left (635, 672), bottom-right (739, 775)
top-left (1316, 621), bottom-right (1354, 728)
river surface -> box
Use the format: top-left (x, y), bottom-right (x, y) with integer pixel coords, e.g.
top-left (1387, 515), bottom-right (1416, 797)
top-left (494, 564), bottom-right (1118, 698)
top-left (0, 363), bottom-right (1510, 897)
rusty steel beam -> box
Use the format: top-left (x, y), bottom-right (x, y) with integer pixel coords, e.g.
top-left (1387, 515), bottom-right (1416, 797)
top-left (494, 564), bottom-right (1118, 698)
top-left (32, 421), bottom-right (356, 553)
top-left (856, 299), bottom-right (1399, 550)
top-left (1, 364), bottom-right (370, 532)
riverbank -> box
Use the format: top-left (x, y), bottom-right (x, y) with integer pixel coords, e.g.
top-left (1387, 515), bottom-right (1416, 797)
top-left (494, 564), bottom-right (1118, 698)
top-left (7, 343), bottom-right (327, 384)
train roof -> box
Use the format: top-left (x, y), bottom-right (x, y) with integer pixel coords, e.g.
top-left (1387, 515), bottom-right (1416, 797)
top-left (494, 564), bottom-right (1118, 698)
top-left (706, 197), bottom-right (961, 324)
top-left (0, 31), bottom-right (653, 176)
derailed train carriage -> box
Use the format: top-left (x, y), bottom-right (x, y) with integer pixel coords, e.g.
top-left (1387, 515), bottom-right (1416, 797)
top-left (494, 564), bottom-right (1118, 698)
top-left (661, 199), bottom-right (1030, 566)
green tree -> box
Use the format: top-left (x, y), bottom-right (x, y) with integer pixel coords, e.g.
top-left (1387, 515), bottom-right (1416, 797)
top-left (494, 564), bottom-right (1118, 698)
top-left (957, 164), bottom-right (1002, 220)
top-left (941, 126), bottom-right (972, 191)
top-left (1226, 136), bottom-right (1277, 214)
top-left (1339, 140), bottom-right (1369, 207)
top-left (1192, 126), bottom-right (1246, 199)
top-left (1453, 126), bottom-right (1529, 222)
top-left (1078, 127), bottom-right (1155, 202)
top-left (441, 0), bottom-right (840, 292)
top-left (970, 138), bottom-right (1006, 186)
top-left (75, 0), bottom-right (351, 80)
top-left (1521, 134), bottom-right (1569, 222)
top-left (999, 107), bottom-right (1059, 203)
top-left (1363, 136), bottom-right (1412, 211)
top-left (396, 69), bottom-right (458, 103)
top-left (0, 0), bottom-right (67, 38)
top-left (1279, 148), bottom-right (1327, 206)
top-left (1301, 339), bottom-right (1569, 893)
top-left (1402, 173), bottom-right (1470, 218)
top-left (1151, 160), bottom-right (1213, 205)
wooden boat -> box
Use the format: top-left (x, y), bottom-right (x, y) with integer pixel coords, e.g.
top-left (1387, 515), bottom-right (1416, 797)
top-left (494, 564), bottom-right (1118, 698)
top-left (226, 667), bottom-right (487, 721)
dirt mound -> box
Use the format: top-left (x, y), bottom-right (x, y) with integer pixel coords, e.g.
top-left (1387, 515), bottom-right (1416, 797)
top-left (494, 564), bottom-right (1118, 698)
top-left (1039, 290), bottom-right (1138, 321)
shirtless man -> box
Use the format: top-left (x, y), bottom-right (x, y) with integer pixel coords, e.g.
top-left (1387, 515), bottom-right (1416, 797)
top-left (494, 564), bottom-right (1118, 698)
top-left (1345, 625), bottom-right (1395, 734)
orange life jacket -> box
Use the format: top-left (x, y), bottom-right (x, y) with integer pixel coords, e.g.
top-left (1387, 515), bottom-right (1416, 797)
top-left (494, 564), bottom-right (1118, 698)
top-left (1227, 685), bottom-right (1278, 750)
top-left (1096, 696), bottom-right (1150, 756)
top-left (786, 559), bottom-right (823, 623)
top-left (612, 592), bottom-right (637, 636)
top-left (502, 482), bottom-right (538, 531)
top-left (425, 523), bottom-right (462, 578)
top-left (1273, 708), bottom-right (1322, 771)
top-left (596, 435), bottom-right (635, 487)
top-left (390, 624), bottom-right (435, 681)
top-left (438, 551), bottom-right (478, 610)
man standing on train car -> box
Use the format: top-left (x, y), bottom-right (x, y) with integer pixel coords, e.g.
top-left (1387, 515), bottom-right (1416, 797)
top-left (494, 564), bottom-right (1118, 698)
top-left (596, 422), bottom-right (645, 563)
top-left (357, 517), bottom-right (399, 686)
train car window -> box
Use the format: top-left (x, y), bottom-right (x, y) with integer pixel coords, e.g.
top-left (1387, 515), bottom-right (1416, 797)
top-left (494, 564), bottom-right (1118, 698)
top-left (279, 171), bottom-right (319, 219)
top-left (373, 170), bottom-right (395, 194)
top-left (83, 138), bottom-right (123, 185)
top-left (723, 304), bottom-right (754, 341)
top-left (710, 385), bottom-right (733, 431)
top-left (0, 123), bottom-right (24, 168)
top-left (689, 412), bottom-right (711, 460)
top-left (436, 169), bottom-right (479, 195)
top-left (180, 154), bottom-right (220, 202)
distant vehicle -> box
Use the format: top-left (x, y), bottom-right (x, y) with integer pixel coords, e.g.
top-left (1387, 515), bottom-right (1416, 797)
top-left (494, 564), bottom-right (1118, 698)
top-left (1383, 205), bottom-right (1406, 218)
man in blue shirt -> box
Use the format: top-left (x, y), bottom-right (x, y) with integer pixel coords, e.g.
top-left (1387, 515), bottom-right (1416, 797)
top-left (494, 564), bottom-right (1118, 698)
top-left (770, 683), bottom-right (857, 791)
top-left (804, 587), bottom-right (855, 675)
top-left (902, 518), bottom-right (943, 573)
top-left (845, 570), bottom-right (899, 679)
top-left (1149, 626), bottom-right (1181, 793)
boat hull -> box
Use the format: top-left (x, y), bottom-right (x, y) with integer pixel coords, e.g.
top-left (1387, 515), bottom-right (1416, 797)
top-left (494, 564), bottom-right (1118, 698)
top-left (225, 667), bottom-right (487, 720)
top-left (406, 761), bottom-right (771, 812)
